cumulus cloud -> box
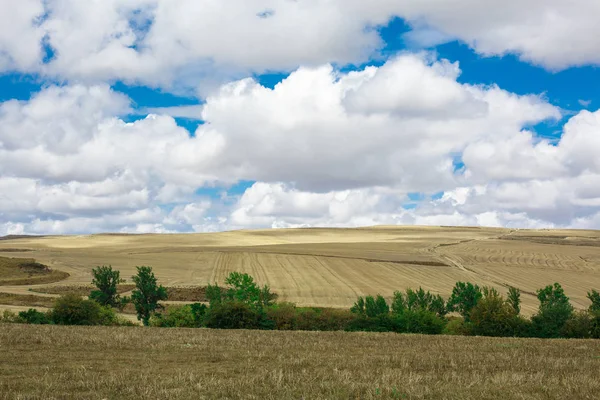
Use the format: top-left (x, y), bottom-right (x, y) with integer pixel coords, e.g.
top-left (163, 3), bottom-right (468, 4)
top-left (2, 0), bottom-right (599, 88)
top-left (5, 53), bottom-right (600, 233)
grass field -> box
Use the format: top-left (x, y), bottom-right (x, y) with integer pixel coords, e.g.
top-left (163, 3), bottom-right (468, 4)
top-left (1, 226), bottom-right (600, 314)
top-left (0, 324), bottom-right (598, 399)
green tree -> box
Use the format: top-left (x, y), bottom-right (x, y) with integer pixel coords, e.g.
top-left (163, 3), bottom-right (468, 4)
top-left (446, 282), bottom-right (482, 322)
top-left (222, 272), bottom-right (275, 310)
top-left (89, 265), bottom-right (124, 308)
top-left (507, 286), bottom-right (521, 315)
top-left (531, 283), bottom-right (574, 338)
top-left (391, 291), bottom-right (406, 314)
top-left (350, 296), bottom-right (366, 315)
top-left (131, 266), bottom-right (168, 326)
top-left (588, 289), bottom-right (600, 313)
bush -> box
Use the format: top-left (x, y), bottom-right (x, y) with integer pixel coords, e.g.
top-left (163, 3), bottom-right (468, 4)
top-left (18, 308), bottom-right (50, 325)
top-left (0, 310), bottom-right (19, 323)
top-left (150, 303), bottom-right (207, 328)
top-left (204, 301), bottom-right (272, 330)
top-left (588, 289), bottom-right (600, 313)
top-left (266, 302), bottom-right (298, 330)
top-left (562, 311), bottom-right (593, 339)
top-left (469, 288), bottom-right (521, 337)
top-left (443, 317), bottom-right (473, 336)
top-left (591, 312), bottom-right (600, 339)
top-left (401, 309), bottom-right (446, 334)
top-left (346, 314), bottom-right (397, 332)
top-left (270, 305), bottom-right (357, 331)
top-left (50, 294), bottom-right (117, 326)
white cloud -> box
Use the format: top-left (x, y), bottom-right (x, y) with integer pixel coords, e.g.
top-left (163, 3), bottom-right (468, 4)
top-left (2, 0), bottom-right (599, 88)
top-left (3, 54), bottom-right (600, 233)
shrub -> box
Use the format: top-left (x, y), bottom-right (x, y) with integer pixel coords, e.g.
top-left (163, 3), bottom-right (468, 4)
top-left (447, 282), bottom-right (482, 322)
top-left (50, 294), bottom-right (115, 325)
top-left (562, 311), bottom-right (593, 339)
top-left (18, 308), bottom-right (50, 325)
top-left (0, 310), bottom-right (19, 323)
top-left (588, 289), bottom-right (600, 313)
top-left (131, 266), bottom-right (168, 326)
top-left (150, 304), bottom-right (200, 328)
top-left (531, 283), bottom-right (574, 338)
top-left (591, 312), bottom-right (600, 339)
top-left (274, 306), bottom-right (357, 331)
top-left (443, 317), bottom-right (473, 336)
top-left (89, 265), bottom-right (125, 308)
top-left (401, 309), bottom-right (446, 334)
top-left (204, 301), bottom-right (272, 330)
top-left (346, 314), bottom-right (396, 333)
top-left (266, 302), bottom-right (298, 330)
top-left (469, 288), bottom-right (521, 337)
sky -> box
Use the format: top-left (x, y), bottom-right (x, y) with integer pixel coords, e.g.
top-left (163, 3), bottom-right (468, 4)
top-left (2, 1), bottom-right (600, 234)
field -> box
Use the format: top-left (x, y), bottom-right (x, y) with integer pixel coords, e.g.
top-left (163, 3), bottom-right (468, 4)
top-left (0, 324), bottom-right (598, 399)
top-left (1, 226), bottom-right (600, 314)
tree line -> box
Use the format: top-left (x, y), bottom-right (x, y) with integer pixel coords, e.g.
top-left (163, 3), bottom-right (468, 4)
top-left (2, 265), bottom-right (599, 339)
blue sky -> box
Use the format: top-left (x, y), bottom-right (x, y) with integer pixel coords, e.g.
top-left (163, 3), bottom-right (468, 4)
top-left (1, 1), bottom-right (600, 233)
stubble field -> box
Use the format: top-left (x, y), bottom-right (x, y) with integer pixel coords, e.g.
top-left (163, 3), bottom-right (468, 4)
top-left (1, 324), bottom-right (599, 399)
top-left (1, 226), bottom-right (600, 314)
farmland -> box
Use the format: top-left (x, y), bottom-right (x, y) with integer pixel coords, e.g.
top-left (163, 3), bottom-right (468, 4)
top-left (1, 226), bottom-right (600, 314)
top-left (0, 324), bottom-right (599, 399)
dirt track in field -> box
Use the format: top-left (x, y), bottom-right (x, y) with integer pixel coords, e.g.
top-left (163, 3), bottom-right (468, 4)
top-left (1, 226), bottom-right (600, 313)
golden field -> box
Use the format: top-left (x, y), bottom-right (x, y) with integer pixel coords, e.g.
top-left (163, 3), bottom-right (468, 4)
top-left (1, 226), bottom-right (600, 314)
top-left (0, 324), bottom-right (599, 399)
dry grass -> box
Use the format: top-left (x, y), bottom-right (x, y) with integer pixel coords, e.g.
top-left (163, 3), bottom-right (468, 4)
top-left (30, 284), bottom-right (136, 297)
top-left (0, 256), bottom-right (69, 286)
top-left (0, 292), bottom-right (55, 308)
top-left (0, 324), bottom-right (598, 399)
top-left (0, 227), bottom-right (599, 313)
top-left (29, 285), bottom-right (210, 302)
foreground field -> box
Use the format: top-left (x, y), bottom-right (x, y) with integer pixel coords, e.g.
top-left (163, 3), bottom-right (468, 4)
top-left (0, 324), bottom-right (598, 399)
top-left (1, 226), bottom-right (600, 313)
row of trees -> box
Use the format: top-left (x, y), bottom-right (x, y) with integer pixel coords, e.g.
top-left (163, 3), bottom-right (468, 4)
top-left (2, 266), bottom-right (599, 339)
top-left (1, 265), bottom-right (168, 327)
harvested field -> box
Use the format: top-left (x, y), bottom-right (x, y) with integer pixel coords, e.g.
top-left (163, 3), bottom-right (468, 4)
top-left (0, 256), bottom-right (69, 286)
top-left (30, 285), bottom-right (210, 302)
top-left (30, 284), bottom-right (136, 297)
top-left (0, 226), bottom-right (599, 313)
top-left (0, 324), bottom-right (599, 399)
top-left (0, 292), bottom-right (55, 308)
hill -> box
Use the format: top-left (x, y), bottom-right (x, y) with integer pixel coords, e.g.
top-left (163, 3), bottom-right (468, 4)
top-left (1, 226), bottom-right (599, 314)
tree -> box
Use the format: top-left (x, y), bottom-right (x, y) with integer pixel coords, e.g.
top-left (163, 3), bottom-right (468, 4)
top-left (507, 286), bottom-right (521, 315)
top-left (365, 295), bottom-right (389, 318)
top-left (222, 272), bottom-right (276, 310)
top-left (131, 266), bottom-right (168, 326)
top-left (391, 291), bottom-right (406, 314)
top-left (446, 282), bottom-right (482, 321)
top-left (89, 265), bottom-right (124, 308)
top-left (588, 289), bottom-right (600, 313)
top-left (350, 296), bottom-right (366, 315)
top-left (531, 283), bottom-right (574, 338)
